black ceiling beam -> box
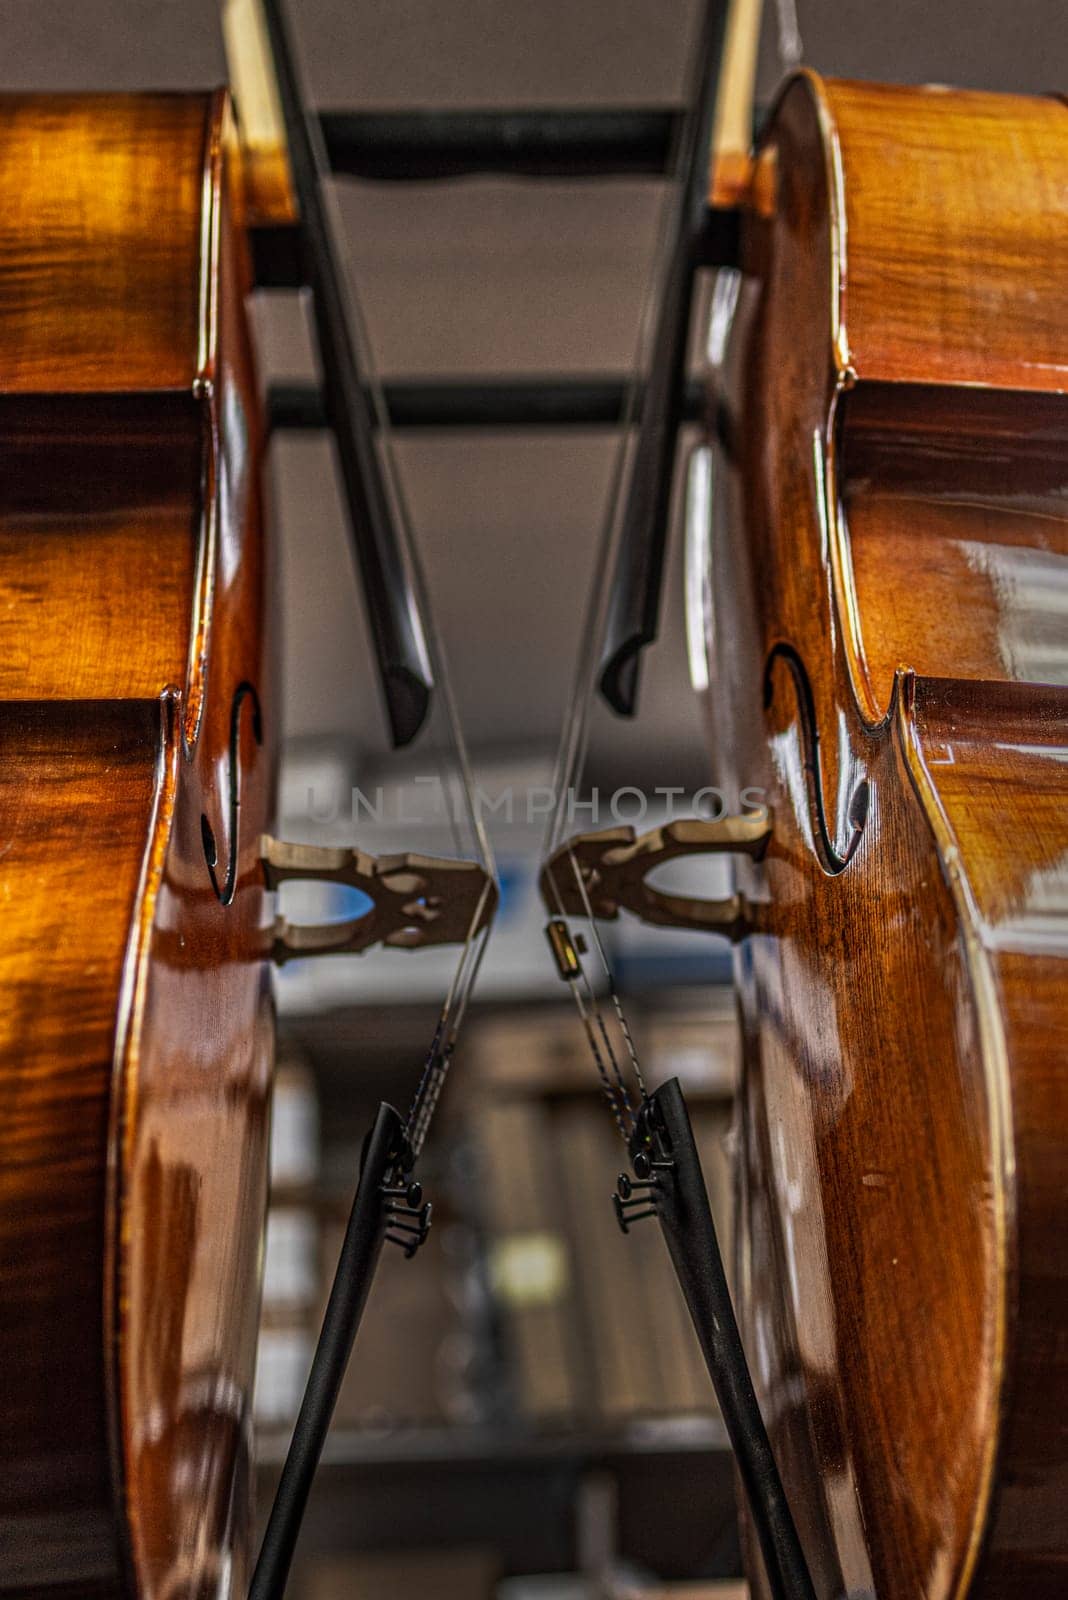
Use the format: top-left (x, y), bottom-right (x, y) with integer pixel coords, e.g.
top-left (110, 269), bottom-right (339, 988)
top-left (268, 377), bottom-right (705, 433)
top-left (316, 106), bottom-right (766, 182)
top-left (319, 107), bottom-right (682, 180)
top-left (249, 105), bottom-right (761, 285)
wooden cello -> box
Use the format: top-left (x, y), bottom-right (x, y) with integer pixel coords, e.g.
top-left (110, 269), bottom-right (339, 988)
top-left (0, 91), bottom-right (276, 1595)
top-left (0, 6), bottom-right (495, 1594)
top-left (702, 73), bottom-right (1068, 1597)
top-left (540, 5), bottom-right (1068, 1595)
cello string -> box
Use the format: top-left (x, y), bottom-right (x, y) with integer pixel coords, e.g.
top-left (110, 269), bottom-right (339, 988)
top-left (410, 860), bottom-right (500, 1158)
top-left (541, 851), bottom-right (636, 1141)
top-left (543, 21), bottom-right (699, 862)
top-left (280, 0), bottom-right (492, 869)
top-left (544, 389), bottom-right (638, 860)
top-left (568, 978), bottom-right (635, 1141)
top-left (248, 10), bottom-right (501, 1592)
top-left (405, 884), bottom-right (494, 1158)
top-left (316, 154), bottom-right (491, 871)
top-left (543, 3), bottom-right (717, 1116)
top-left (275, 0), bottom-right (495, 1158)
top-left (563, 845), bottom-right (648, 1103)
top-left (322, 176), bottom-right (497, 1133)
top-left (553, 846), bottom-right (642, 1119)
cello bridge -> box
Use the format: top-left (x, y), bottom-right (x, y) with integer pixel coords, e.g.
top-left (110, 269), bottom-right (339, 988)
top-left (259, 834), bottom-right (497, 965)
top-left (539, 811), bottom-right (770, 940)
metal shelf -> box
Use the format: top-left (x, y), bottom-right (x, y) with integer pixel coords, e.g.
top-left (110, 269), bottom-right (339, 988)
top-left (256, 1420), bottom-right (741, 1580)
top-left (258, 1416), bottom-right (727, 1468)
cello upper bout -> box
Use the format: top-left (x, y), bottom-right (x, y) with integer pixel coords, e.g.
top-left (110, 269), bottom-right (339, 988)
top-left (0, 94), bottom-right (213, 394)
top-left (817, 77), bottom-right (1068, 721)
top-left (820, 76), bottom-right (1068, 395)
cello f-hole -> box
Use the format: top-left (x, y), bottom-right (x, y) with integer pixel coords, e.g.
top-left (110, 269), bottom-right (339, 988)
top-left (202, 680), bottom-right (264, 906)
top-left (763, 642), bottom-right (869, 874)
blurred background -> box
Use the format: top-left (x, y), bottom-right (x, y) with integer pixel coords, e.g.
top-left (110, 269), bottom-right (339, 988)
top-left (8, 3), bottom-right (1062, 1595)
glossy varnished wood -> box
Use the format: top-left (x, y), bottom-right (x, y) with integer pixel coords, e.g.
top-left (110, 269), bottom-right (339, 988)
top-left (0, 397), bottom-right (200, 700)
top-left (0, 94), bottom-right (274, 1596)
top-left (828, 81), bottom-right (1068, 392)
top-left (841, 384), bottom-right (1068, 712)
top-left (113, 111), bottom-right (275, 1596)
top-left (0, 96), bottom-right (210, 393)
top-left (909, 679), bottom-right (1068, 1595)
top-left (697, 74), bottom-right (1068, 1599)
top-left (0, 702), bottom-right (163, 1593)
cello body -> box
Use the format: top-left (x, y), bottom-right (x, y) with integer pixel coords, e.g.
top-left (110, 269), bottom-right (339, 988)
top-left (0, 94), bottom-right (274, 1595)
top-left (700, 75), bottom-right (1068, 1597)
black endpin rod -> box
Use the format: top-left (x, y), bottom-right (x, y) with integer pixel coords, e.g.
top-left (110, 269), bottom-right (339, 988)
top-left (636, 1079), bottom-right (817, 1600)
top-left (598, 0), bottom-right (735, 717)
top-left (258, 0), bottom-right (432, 748)
top-left (250, 1102), bottom-right (405, 1600)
